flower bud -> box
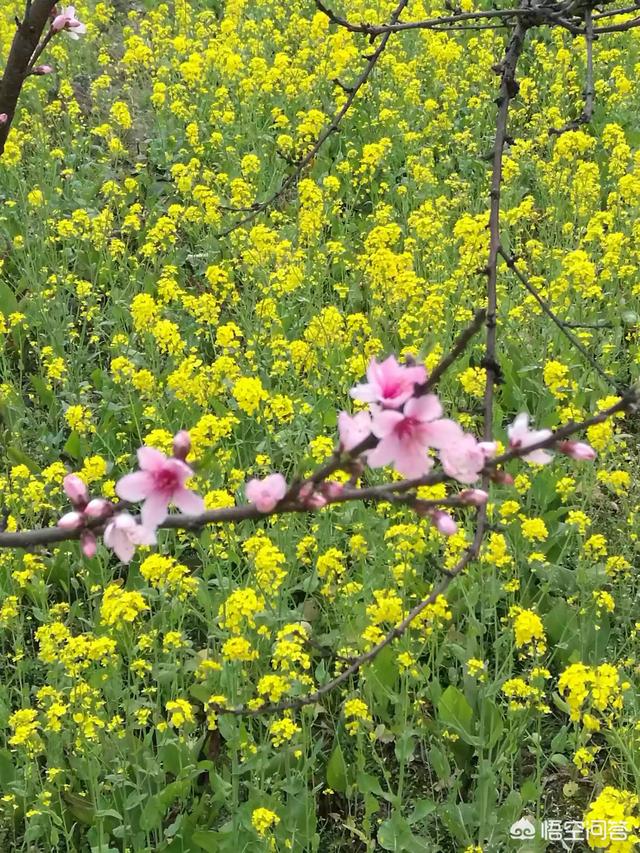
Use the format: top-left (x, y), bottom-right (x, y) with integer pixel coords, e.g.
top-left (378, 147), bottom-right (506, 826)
top-left (305, 492), bottom-right (327, 509)
top-left (431, 510), bottom-right (457, 536)
top-left (0, 114), bottom-right (8, 126)
top-left (172, 430), bottom-right (191, 460)
top-left (322, 481), bottom-right (344, 500)
top-left (33, 65), bottom-right (54, 75)
top-left (57, 511), bottom-right (84, 530)
top-left (63, 473), bottom-right (89, 507)
top-left (85, 498), bottom-right (114, 519)
top-left (558, 441), bottom-right (596, 461)
top-left (490, 470), bottom-right (514, 486)
top-left (459, 489), bottom-right (489, 506)
top-left (80, 530), bottom-right (97, 558)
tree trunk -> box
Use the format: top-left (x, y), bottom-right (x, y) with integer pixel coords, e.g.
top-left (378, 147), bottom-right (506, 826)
top-left (0, 1), bottom-right (56, 156)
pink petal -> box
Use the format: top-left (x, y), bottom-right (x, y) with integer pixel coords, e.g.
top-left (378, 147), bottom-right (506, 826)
top-left (134, 525), bottom-right (157, 547)
top-left (141, 493), bottom-right (169, 529)
top-left (422, 418), bottom-right (464, 449)
top-left (116, 471), bottom-right (153, 502)
top-left (405, 394), bottom-right (443, 422)
top-left (394, 443), bottom-right (433, 477)
top-left (113, 534), bottom-right (136, 564)
top-left (349, 382), bottom-right (377, 404)
top-left (172, 487), bottom-right (205, 516)
top-left (58, 511), bottom-right (84, 530)
top-left (137, 446), bottom-right (167, 471)
top-left (367, 435), bottom-right (400, 469)
top-left (370, 409), bottom-right (404, 439)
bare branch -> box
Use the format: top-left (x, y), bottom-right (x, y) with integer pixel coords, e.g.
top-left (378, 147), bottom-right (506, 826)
top-left (550, 8), bottom-right (595, 135)
top-left (422, 308), bottom-right (487, 392)
top-left (205, 533), bottom-right (483, 717)
top-left (216, 0), bottom-right (410, 237)
top-left (482, 14), bottom-right (529, 445)
top-left (499, 249), bottom-right (619, 390)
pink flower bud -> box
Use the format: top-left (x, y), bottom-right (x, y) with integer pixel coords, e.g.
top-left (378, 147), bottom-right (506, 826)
top-left (63, 474), bottom-right (89, 507)
top-left (304, 493), bottom-right (327, 509)
top-left (0, 114), bottom-right (8, 126)
top-left (558, 441), bottom-right (596, 461)
top-left (459, 489), bottom-right (489, 506)
top-left (57, 511), bottom-right (84, 530)
top-left (85, 498), bottom-right (113, 519)
top-left (431, 510), bottom-right (457, 536)
top-left (33, 65), bottom-right (54, 75)
top-left (52, 14), bottom-right (68, 31)
top-left (80, 530), bottom-right (97, 558)
top-left (322, 482), bottom-right (344, 500)
top-left (490, 470), bottom-right (514, 486)
top-left (245, 473), bottom-right (287, 513)
top-left (172, 430), bottom-right (191, 460)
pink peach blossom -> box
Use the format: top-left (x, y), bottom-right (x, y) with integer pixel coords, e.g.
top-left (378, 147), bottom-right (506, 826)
top-left (558, 441), bottom-right (596, 461)
top-left (52, 6), bottom-right (87, 38)
top-left (368, 395), bottom-right (460, 477)
top-left (245, 473), bottom-right (287, 512)
top-left (350, 355), bottom-right (427, 409)
top-left (104, 512), bottom-right (156, 564)
top-left (298, 482), bottom-right (327, 509)
top-left (507, 413), bottom-right (553, 465)
top-left (439, 433), bottom-right (496, 484)
top-left (322, 481), bottom-right (345, 500)
top-left (0, 114), bottom-right (8, 126)
top-left (338, 410), bottom-right (372, 452)
top-left (33, 65), bottom-right (54, 75)
top-left (116, 446), bottom-right (205, 529)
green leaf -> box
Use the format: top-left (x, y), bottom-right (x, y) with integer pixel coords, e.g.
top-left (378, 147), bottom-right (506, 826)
top-left (63, 431), bottom-right (82, 461)
top-left (437, 685), bottom-right (476, 744)
top-left (480, 697), bottom-right (504, 749)
top-left (356, 772), bottom-right (385, 798)
top-left (6, 446), bottom-right (39, 474)
top-left (62, 792), bottom-right (95, 826)
top-left (0, 749), bottom-right (15, 787)
top-left (139, 795), bottom-right (163, 832)
top-left (192, 830), bottom-right (223, 852)
top-left (0, 281), bottom-right (18, 315)
top-left (326, 740), bottom-right (348, 793)
top-left (428, 745), bottom-right (451, 783)
top-left (408, 799), bottom-right (436, 825)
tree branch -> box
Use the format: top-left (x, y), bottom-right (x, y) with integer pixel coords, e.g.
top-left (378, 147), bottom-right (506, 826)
top-left (499, 248), bottom-right (619, 390)
top-left (482, 14), bottom-right (529, 445)
top-left (550, 7), bottom-right (595, 135)
top-left (216, 0), bottom-right (410, 237)
top-left (0, 393), bottom-right (634, 550)
top-left (0, 0), bottom-right (56, 156)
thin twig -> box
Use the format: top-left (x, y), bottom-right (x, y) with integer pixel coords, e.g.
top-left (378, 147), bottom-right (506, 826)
top-left (421, 309), bottom-right (487, 392)
top-left (550, 8), bottom-right (595, 135)
top-left (206, 533), bottom-right (483, 717)
top-left (215, 0), bottom-right (410, 237)
top-left (499, 248), bottom-right (619, 390)
top-left (482, 14), bottom-right (529, 445)
top-left (314, 1), bottom-right (575, 34)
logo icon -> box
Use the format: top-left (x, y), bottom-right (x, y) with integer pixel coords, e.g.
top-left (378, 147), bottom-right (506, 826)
top-left (510, 817), bottom-right (536, 840)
